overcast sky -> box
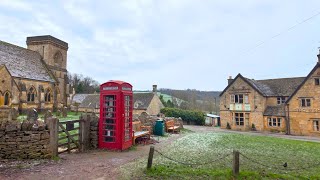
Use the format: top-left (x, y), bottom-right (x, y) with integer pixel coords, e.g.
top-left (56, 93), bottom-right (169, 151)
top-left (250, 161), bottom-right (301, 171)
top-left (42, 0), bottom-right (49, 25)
top-left (1, 0), bottom-right (320, 91)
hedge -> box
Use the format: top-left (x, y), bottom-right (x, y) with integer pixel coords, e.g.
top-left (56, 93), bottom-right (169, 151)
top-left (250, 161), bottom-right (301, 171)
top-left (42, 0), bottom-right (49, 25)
top-left (160, 108), bottom-right (205, 125)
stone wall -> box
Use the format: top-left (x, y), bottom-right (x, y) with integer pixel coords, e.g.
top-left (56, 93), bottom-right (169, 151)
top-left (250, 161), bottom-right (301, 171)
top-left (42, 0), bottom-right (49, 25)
top-left (288, 66), bottom-right (320, 136)
top-left (0, 120), bottom-right (51, 159)
top-left (89, 115), bottom-right (99, 149)
top-left (220, 77), bottom-right (266, 131)
top-left (0, 108), bottom-right (10, 122)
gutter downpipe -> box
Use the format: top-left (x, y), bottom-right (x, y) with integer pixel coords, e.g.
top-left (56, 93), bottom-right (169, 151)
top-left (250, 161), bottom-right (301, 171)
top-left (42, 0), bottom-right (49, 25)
top-left (286, 103), bottom-right (291, 135)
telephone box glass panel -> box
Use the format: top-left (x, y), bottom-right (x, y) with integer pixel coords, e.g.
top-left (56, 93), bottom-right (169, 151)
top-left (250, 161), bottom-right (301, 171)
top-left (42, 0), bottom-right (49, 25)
top-left (103, 95), bottom-right (116, 142)
top-left (124, 95), bottom-right (131, 141)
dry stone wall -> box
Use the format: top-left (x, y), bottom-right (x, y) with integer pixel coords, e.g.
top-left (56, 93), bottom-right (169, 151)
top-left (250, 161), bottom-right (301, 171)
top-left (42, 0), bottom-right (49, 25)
top-left (90, 115), bottom-right (99, 149)
top-left (0, 120), bottom-right (51, 159)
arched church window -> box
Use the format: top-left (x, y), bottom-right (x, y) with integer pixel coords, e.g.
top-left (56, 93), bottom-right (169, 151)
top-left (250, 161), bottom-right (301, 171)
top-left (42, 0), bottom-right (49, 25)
top-left (27, 87), bottom-right (36, 102)
top-left (45, 88), bottom-right (52, 102)
top-left (53, 51), bottom-right (63, 67)
top-left (4, 91), bottom-right (10, 106)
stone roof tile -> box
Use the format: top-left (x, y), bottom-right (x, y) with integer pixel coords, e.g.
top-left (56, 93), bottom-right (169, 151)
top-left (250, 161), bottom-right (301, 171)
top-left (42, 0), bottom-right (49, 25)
top-left (264, 105), bottom-right (286, 116)
top-left (0, 40), bottom-right (55, 82)
top-left (245, 77), bottom-right (305, 96)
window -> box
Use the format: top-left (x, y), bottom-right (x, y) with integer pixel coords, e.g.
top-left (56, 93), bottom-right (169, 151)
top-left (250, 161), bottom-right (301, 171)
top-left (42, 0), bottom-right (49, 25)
top-left (235, 113), bottom-right (244, 126)
top-left (300, 98), bottom-right (311, 107)
top-left (245, 113), bottom-right (250, 123)
top-left (44, 88), bottom-right (52, 102)
top-left (268, 117), bottom-right (281, 127)
top-left (231, 94), bottom-right (247, 103)
top-left (277, 97), bottom-right (286, 105)
top-left (4, 92), bottom-right (10, 105)
top-left (244, 95), bottom-right (249, 104)
top-left (27, 87), bottom-right (36, 102)
top-left (315, 78), bottom-right (320, 85)
top-left (313, 120), bottom-right (319, 131)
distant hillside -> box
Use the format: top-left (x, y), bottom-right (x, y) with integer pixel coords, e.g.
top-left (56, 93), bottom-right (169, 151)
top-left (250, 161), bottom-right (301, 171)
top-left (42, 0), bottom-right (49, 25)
top-left (158, 89), bottom-right (221, 114)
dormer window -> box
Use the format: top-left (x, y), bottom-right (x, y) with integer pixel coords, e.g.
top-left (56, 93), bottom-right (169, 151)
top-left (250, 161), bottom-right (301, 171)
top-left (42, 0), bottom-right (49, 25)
top-left (277, 97), bottom-right (286, 105)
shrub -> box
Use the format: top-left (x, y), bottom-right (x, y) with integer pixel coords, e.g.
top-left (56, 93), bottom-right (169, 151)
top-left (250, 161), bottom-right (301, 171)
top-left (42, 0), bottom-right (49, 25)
top-left (226, 122), bottom-right (231, 129)
top-left (160, 108), bottom-right (205, 125)
top-left (251, 123), bottom-right (256, 131)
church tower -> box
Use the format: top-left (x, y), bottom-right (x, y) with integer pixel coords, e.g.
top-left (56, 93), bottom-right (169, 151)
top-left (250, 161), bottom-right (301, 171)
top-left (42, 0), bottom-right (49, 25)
top-left (26, 35), bottom-right (69, 108)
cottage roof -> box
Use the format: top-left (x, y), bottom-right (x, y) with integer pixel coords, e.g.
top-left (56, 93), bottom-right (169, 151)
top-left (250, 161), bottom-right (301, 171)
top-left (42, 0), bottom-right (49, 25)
top-left (220, 73), bottom-right (305, 97)
top-left (0, 40), bottom-right (55, 82)
top-left (133, 92), bottom-right (154, 110)
top-left (71, 94), bottom-right (91, 104)
top-left (246, 77), bottom-right (305, 97)
top-left (263, 105), bottom-right (286, 117)
top-left (79, 94), bottom-right (100, 109)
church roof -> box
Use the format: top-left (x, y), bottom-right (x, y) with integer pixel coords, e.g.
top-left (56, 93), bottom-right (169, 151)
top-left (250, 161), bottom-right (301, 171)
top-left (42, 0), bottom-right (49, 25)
top-left (0, 40), bottom-right (55, 82)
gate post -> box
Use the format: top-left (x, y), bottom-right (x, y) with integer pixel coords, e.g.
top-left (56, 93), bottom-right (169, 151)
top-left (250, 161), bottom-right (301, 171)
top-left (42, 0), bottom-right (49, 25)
top-left (79, 113), bottom-right (91, 152)
top-left (48, 117), bottom-right (58, 157)
top-left (233, 150), bottom-right (240, 176)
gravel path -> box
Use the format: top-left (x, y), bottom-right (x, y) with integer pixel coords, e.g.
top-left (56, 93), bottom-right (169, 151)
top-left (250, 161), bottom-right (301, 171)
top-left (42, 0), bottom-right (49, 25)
top-left (2, 126), bottom-right (318, 180)
top-left (0, 133), bottom-right (184, 180)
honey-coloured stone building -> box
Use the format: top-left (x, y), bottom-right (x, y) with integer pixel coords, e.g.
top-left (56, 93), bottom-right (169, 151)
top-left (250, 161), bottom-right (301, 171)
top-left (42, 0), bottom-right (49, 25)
top-left (0, 35), bottom-right (71, 113)
top-left (220, 52), bottom-right (320, 136)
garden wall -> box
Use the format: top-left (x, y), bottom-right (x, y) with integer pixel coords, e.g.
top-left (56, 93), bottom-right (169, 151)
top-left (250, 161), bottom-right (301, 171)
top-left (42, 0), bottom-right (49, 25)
top-left (0, 120), bottom-right (51, 159)
top-left (89, 114), bottom-right (99, 149)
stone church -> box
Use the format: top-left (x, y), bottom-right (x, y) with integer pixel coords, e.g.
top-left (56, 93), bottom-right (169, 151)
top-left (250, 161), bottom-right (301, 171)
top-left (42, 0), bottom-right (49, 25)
top-left (0, 35), bottom-right (70, 113)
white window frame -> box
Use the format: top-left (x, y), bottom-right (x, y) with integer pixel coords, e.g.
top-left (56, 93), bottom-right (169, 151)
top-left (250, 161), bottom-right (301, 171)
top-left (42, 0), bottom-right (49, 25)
top-left (277, 97), bottom-right (286, 105)
top-left (235, 113), bottom-right (244, 126)
top-left (300, 98), bottom-right (311, 107)
top-left (244, 95), bottom-right (249, 104)
top-left (268, 117), bottom-right (281, 127)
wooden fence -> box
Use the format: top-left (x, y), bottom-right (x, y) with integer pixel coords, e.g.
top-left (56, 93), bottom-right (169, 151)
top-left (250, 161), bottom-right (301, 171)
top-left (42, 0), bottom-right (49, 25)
top-left (47, 114), bottom-right (91, 156)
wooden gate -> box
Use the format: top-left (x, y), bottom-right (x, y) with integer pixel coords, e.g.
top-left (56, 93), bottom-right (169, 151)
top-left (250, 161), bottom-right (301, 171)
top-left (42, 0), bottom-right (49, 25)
top-left (58, 119), bottom-right (82, 154)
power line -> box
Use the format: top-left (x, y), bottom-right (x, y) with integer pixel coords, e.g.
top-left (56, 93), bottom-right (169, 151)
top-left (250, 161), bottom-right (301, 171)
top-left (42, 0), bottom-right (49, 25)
top-left (242, 10), bottom-right (320, 55)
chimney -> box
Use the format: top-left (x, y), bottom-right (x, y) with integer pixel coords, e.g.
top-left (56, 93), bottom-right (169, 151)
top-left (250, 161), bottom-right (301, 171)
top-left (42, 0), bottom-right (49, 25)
top-left (318, 47), bottom-right (320, 63)
top-left (228, 76), bottom-right (233, 85)
top-left (152, 85), bottom-right (157, 94)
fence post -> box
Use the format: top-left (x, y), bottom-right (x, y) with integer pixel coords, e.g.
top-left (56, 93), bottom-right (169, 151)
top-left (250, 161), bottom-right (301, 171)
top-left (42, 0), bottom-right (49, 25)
top-left (147, 146), bottom-right (155, 169)
top-left (48, 117), bottom-right (58, 157)
top-left (79, 113), bottom-right (91, 152)
top-left (233, 150), bottom-right (240, 176)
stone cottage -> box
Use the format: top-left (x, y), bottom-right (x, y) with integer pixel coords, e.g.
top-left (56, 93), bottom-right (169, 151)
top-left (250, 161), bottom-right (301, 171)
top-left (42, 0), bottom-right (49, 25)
top-left (133, 85), bottom-right (164, 116)
top-left (220, 52), bottom-right (320, 136)
top-left (0, 35), bottom-right (71, 113)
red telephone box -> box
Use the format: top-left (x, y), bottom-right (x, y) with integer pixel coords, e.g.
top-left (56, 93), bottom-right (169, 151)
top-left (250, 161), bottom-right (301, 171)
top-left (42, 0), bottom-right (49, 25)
top-left (99, 80), bottom-right (133, 150)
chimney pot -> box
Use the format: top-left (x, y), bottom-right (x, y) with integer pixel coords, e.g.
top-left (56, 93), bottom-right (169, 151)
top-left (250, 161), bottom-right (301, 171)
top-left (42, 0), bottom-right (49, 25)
top-left (228, 76), bottom-right (233, 85)
top-left (152, 85), bottom-right (157, 94)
